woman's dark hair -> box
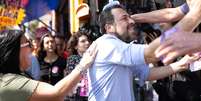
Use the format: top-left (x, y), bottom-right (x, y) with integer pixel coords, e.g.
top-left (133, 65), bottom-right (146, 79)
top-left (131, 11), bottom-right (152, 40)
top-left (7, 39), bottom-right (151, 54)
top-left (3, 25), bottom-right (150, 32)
top-left (36, 33), bottom-right (56, 62)
top-left (0, 30), bottom-right (23, 74)
top-left (67, 31), bottom-right (90, 55)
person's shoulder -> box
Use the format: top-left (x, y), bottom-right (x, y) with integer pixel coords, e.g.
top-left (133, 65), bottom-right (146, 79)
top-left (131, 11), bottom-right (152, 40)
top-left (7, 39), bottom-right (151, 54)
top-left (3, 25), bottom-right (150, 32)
top-left (96, 34), bottom-right (118, 41)
top-left (95, 34), bottom-right (122, 47)
top-left (1, 73), bottom-right (23, 79)
top-left (0, 73), bottom-right (39, 101)
top-left (0, 73), bottom-right (38, 86)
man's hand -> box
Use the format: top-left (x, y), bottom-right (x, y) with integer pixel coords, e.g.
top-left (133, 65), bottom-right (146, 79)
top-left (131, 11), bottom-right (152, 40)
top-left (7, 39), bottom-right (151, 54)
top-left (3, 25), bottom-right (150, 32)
top-left (170, 54), bottom-right (199, 72)
top-left (155, 31), bottom-right (201, 64)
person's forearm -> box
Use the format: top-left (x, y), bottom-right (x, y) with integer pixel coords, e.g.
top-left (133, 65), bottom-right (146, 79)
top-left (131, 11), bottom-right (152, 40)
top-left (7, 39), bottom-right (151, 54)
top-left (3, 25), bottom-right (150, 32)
top-left (132, 7), bottom-right (184, 23)
top-left (54, 65), bottom-right (83, 97)
top-left (174, 11), bottom-right (201, 32)
top-left (144, 38), bottom-right (160, 63)
top-left (31, 66), bottom-right (83, 101)
top-left (144, 10), bottom-right (201, 63)
top-left (147, 62), bottom-right (186, 81)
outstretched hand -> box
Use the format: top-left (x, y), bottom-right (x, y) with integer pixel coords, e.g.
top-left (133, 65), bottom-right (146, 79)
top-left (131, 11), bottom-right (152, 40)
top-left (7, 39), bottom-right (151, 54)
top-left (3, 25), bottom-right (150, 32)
top-left (79, 42), bottom-right (98, 70)
top-left (171, 54), bottom-right (200, 71)
top-left (155, 31), bottom-right (201, 64)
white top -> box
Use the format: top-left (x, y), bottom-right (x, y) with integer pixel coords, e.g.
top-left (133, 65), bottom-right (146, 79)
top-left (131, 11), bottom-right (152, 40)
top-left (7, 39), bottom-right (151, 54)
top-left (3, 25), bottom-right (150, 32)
top-left (87, 34), bottom-right (150, 101)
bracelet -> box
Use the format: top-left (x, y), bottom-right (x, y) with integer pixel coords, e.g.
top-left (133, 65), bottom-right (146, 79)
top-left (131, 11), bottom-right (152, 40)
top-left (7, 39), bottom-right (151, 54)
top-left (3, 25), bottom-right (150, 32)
top-left (161, 27), bottom-right (177, 43)
top-left (180, 3), bottom-right (189, 14)
top-left (76, 64), bottom-right (87, 75)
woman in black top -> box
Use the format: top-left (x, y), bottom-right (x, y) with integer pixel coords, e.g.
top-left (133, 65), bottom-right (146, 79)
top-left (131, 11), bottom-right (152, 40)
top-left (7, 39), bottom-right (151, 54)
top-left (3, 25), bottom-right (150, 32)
top-left (37, 31), bottom-right (66, 85)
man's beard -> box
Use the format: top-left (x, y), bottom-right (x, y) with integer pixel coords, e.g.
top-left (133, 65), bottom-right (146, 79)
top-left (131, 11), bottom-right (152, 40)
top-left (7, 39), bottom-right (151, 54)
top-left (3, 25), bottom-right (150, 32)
top-left (113, 24), bottom-right (138, 43)
top-left (124, 34), bottom-right (133, 43)
top-left (115, 31), bottom-right (133, 43)
top-left (125, 29), bottom-right (139, 43)
top-left (126, 24), bottom-right (139, 43)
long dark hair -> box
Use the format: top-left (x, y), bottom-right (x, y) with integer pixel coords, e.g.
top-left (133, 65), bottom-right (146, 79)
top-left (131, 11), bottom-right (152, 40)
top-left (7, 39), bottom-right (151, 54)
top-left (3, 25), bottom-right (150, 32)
top-left (67, 31), bottom-right (90, 55)
top-left (37, 33), bottom-right (57, 62)
top-left (0, 30), bottom-right (23, 74)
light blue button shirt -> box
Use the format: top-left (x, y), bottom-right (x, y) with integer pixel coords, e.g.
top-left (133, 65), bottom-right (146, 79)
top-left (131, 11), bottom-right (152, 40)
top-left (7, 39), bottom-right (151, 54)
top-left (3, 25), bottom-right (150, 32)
top-left (88, 34), bottom-right (150, 101)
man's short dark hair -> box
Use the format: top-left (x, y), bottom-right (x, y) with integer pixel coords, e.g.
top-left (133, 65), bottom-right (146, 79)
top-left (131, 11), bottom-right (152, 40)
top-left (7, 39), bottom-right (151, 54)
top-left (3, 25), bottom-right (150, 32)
top-left (67, 30), bottom-right (91, 55)
top-left (98, 4), bottom-right (125, 34)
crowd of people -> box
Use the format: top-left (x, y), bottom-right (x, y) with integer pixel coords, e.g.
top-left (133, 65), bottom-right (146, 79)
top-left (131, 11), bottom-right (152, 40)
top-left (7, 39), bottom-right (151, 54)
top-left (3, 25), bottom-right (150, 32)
top-left (1, 0), bottom-right (201, 101)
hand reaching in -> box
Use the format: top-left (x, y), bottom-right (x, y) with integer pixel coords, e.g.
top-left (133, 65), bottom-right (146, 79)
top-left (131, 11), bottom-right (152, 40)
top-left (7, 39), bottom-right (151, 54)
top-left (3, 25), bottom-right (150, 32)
top-left (78, 42), bottom-right (98, 71)
top-left (155, 31), bottom-right (201, 64)
top-left (170, 54), bottom-right (199, 72)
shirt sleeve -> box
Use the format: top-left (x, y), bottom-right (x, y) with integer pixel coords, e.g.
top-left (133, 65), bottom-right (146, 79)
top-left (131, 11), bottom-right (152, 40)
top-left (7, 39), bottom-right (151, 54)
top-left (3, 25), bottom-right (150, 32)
top-left (130, 63), bottom-right (150, 86)
top-left (105, 43), bottom-right (147, 66)
top-left (95, 38), bottom-right (147, 67)
top-left (100, 42), bottom-right (149, 86)
top-left (180, 3), bottom-right (189, 14)
top-left (0, 74), bottom-right (39, 101)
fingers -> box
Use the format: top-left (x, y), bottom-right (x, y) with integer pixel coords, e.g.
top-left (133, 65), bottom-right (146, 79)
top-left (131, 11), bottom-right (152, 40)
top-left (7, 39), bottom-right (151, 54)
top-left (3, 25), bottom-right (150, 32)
top-left (183, 54), bottom-right (199, 65)
top-left (189, 55), bottom-right (200, 62)
top-left (147, 33), bottom-right (154, 40)
top-left (161, 50), bottom-right (200, 65)
top-left (152, 32), bottom-right (158, 39)
top-left (130, 15), bottom-right (135, 19)
top-left (83, 42), bottom-right (98, 62)
top-left (155, 38), bottom-right (173, 58)
top-left (149, 33), bottom-right (155, 39)
top-left (188, 53), bottom-right (200, 61)
top-left (79, 43), bottom-right (97, 69)
top-left (90, 42), bottom-right (98, 58)
top-left (162, 51), bottom-right (180, 65)
top-left (155, 38), bottom-right (182, 64)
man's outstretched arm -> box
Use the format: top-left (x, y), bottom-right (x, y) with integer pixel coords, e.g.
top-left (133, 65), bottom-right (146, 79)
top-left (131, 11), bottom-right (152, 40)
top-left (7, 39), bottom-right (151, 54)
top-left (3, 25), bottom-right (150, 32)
top-left (131, 5), bottom-right (185, 23)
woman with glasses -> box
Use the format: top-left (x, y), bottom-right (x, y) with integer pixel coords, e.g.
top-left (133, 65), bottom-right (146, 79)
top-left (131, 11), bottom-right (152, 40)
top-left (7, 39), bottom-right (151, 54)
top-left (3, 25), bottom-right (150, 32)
top-left (0, 29), bottom-right (97, 101)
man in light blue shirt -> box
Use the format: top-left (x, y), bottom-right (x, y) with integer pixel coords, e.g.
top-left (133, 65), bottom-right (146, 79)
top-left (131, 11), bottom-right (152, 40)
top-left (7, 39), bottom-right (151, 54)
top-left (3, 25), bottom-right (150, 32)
top-left (88, 34), bottom-right (149, 101)
top-left (87, 2), bottom-right (196, 101)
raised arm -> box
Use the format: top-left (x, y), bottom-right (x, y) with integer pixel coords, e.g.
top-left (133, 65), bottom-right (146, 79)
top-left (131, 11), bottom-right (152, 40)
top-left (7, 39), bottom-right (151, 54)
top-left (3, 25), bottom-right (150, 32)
top-left (131, 5), bottom-right (185, 23)
top-left (149, 12), bottom-right (201, 64)
top-left (155, 0), bottom-right (201, 64)
top-left (173, 1), bottom-right (201, 32)
top-left (30, 43), bottom-right (97, 101)
top-left (144, 37), bottom-right (160, 64)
